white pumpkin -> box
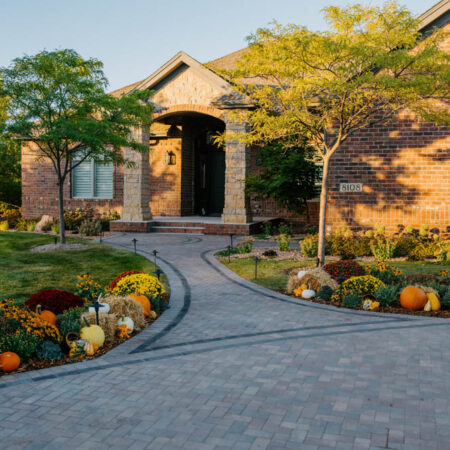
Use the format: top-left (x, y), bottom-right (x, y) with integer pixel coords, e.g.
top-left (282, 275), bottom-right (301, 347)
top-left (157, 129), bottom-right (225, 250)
top-left (301, 289), bottom-right (316, 299)
top-left (117, 316), bottom-right (134, 334)
top-left (297, 270), bottom-right (307, 279)
top-left (424, 300), bottom-right (431, 312)
top-left (88, 302), bottom-right (111, 314)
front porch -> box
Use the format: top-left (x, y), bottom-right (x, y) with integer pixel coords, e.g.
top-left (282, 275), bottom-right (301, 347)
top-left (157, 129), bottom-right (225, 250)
top-left (111, 216), bottom-right (278, 236)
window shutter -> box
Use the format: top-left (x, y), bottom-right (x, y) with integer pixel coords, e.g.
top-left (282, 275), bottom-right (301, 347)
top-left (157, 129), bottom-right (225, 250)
top-left (94, 162), bottom-right (113, 198)
top-left (72, 159), bottom-right (93, 198)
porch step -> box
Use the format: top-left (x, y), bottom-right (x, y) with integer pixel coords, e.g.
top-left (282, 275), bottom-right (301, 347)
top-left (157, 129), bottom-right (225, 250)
top-left (151, 225), bottom-right (205, 234)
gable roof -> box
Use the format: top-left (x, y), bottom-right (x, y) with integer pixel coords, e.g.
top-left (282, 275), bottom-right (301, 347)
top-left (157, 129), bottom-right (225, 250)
top-left (419, 0), bottom-right (450, 32)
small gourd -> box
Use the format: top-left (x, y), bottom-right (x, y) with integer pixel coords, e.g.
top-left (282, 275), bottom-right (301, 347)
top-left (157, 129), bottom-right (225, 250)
top-left (80, 317), bottom-right (105, 348)
top-left (36, 304), bottom-right (57, 326)
top-left (128, 293), bottom-right (151, 317)
top-left (0, 352), bottom-right (20, 372)
top-left (88, 302), bottom-right (111, 314)
top-left (424, 300), bottom-right (431, 312)
top-left (83, 342), bottom-right (98, 356)
top-left (427, 293), bottom-right (441, 311)
top-left (117, 316), bottom-right (134, 333)
top-left (301, 289), bottom-right (316, 299)
top-left (69, 342), bottom-right (85, 359)
top-left (148, 311), bottom-right (157, 320)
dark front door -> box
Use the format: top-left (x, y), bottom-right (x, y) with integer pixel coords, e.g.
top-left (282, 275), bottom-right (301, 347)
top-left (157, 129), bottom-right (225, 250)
top-left (195, 135), bottom-right (225, 216)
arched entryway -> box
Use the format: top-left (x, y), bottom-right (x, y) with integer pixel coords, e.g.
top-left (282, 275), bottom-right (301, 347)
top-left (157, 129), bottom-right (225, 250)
top-left (149, 111), bottom-right (225, 217)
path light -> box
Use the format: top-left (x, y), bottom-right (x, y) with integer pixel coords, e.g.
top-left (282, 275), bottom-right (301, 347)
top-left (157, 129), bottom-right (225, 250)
top-left (230, 234), bottom-right (234, 249)
top-left (153, 269), bottom-right (163, 280)
top-left (227, 245), bottom-right (232, 263)
top-left (132, 238), bottom-right (138, 254)
top-left (88, 294), bottom-right (105, 325)
top-left (54, 236), bottom-right (57, 245)
top-left (152, 249), bottom-right (159, 268)
top-left (253, 256), bottom-right (261, 280)
top-left (99, 230), bottom-right (104, 243)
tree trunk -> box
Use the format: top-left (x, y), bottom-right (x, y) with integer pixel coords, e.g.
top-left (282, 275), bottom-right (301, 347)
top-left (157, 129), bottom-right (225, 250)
top-left (57, 180), bottom-right (66, 245)
top-left (317, 156), bottom-right (330, 267)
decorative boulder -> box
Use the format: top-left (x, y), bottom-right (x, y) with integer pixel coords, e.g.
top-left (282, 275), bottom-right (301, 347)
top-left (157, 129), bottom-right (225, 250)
top-left (35, 215), bottom-right (53, 232)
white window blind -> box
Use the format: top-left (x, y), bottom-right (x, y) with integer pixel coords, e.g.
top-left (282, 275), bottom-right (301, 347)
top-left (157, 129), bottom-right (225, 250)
top-left (72, 158), bottom-right (113, 199)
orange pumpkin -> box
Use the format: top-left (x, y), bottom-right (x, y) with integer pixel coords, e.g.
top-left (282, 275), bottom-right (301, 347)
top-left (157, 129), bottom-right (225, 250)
top-left (128, 293), bottom-right (151, 316)
top-left (0, 352), bottom-right (21, 372)
top-left (36, 304), bottom-right (57, 326)
top-left (400, 286), bottom-right (427, 310)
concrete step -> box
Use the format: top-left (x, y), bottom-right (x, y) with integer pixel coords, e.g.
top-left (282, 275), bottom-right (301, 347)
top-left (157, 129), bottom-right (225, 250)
top-left (152, 221), bottom-right (206, 228)
top-left (151, 225), bottom-right (205, 234)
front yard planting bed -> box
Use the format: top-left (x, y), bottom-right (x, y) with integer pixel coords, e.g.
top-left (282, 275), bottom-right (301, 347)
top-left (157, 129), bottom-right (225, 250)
top-left (0, 232), bottom-right (170, 376)
top-left (218, 252), bottom-right (450, 318)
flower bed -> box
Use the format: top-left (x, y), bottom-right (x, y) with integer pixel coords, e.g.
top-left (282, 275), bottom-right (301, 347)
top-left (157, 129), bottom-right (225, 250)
top-left (0, 270), bottom-right (169, 376)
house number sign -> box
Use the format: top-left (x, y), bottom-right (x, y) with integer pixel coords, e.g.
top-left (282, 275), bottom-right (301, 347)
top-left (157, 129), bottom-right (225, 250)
top-left (339, 183), bottom-right (363, 192)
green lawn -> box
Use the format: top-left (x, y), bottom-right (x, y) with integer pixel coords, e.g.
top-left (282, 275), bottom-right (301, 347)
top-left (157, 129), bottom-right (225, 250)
top-left (0, 232), bottom-right (165, 304)
top-left (219, 256), bottom-right (449, 292)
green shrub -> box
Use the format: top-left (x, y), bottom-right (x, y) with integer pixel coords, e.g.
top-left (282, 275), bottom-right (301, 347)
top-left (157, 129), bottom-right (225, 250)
top-left (300, 234), bottom-right (318, 257)
top-left (147, 295), bottom-right (170, 314)
top-left (236, 240), bottom-right (253, 254)
top-left (217, 247), bottom-right (239, 257)
top-left (317, 285), bottom-right (334, 301)
top-left (275, 234), bottom-right (291, 251)
top-left (278, 222), bottom-right (293, 236)
top-left (0, 220), bottom-right (9, 231)
top-left (262, 222), bottom-right (273, 237)
top-left (375, 285), bottom-right (401, 307)
top-left (370, 236), bottom-right (397, 261)
top-left (408, 241), bottom-right (439, 261)
top-left (36, 340), bottom-right (63, 361)
top-left (27, 221), bottom-right (36, 232)
top-left (0, 331), bottom-right (40, 361)
top-left (51, 223), bottom-right (60, 234)
top-left (342, 293), bottom-right (361, 308)
top-left (441, 290), bottom-right (450, 310)
top-left (100, 209), bottom-right (120, 231)
top-left (57, 308), bottom-right (84, 337)
top-left (0, 202), bottom-right (21, 227)
top-left (79, 219), bottom-right (101, 236)
top-left (394, 235), bottom-right (418, 257)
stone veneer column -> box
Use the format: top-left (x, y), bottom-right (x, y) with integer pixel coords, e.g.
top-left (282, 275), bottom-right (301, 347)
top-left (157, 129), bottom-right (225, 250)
top-left (222, 119), bottom-right (252, 223)
top-left (121, 126), bottom-right (152, 222)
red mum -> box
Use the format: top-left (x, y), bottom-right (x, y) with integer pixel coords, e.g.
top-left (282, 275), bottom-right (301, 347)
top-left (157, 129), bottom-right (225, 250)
top-left (323, 260), bottom-right (365, 282)
top-left (25, 289), bottom-right (84, 315)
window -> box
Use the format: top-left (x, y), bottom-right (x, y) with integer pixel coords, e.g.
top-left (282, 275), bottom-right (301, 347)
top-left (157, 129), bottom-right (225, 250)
top-left (72, 158), bottom-right (113, 199)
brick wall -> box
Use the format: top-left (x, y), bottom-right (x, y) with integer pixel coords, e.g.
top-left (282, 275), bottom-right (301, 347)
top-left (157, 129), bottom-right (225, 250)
top-left (326, 112), bottom-right (450, 234)
top-left (21, 143), bottom-right (123, 218)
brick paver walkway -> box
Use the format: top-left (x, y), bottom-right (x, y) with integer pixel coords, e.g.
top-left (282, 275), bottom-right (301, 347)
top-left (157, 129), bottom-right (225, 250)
top-left (2, 233), bottom-right (450, 450)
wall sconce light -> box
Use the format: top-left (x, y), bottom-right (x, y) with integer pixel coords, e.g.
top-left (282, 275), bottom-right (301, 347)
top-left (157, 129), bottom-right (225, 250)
top-left (165, 151), bottom-right (176, 166)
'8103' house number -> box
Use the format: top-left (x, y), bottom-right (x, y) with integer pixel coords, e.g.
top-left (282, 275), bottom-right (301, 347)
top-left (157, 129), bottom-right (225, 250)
top-left (339, 183), bottom-right (363, 192)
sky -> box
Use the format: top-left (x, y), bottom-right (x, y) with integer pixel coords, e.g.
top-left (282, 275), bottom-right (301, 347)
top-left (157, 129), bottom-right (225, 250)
top-left (0, 0), bottom-right (437, 91)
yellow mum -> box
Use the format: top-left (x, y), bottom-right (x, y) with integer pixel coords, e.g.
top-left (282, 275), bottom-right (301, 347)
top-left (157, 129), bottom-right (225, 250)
top-left (112, 273), bottom-right (165, 298)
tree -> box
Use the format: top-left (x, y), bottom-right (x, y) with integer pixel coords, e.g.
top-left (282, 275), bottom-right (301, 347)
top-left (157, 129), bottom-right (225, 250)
top-left (246, 140), bottom-right (320, 222)
top-left (0, 86), bottom-right (21, 205)
top-left (221, 1), bottom-right (449, 266)
top-left (0, 49), bottom-right (153, 243)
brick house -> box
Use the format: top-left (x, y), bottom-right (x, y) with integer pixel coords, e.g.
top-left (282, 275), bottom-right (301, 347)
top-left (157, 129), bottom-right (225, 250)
top-left (21, 1), bottom-right (449, 235)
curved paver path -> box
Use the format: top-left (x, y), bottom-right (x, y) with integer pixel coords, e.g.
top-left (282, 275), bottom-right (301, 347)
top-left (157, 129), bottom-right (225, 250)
top-left (2, 233), bottom-right (450, 450)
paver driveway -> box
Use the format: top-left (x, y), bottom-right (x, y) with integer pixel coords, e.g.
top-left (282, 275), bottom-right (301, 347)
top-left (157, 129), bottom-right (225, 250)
top-left (2, 233), bottom-right (450, 450)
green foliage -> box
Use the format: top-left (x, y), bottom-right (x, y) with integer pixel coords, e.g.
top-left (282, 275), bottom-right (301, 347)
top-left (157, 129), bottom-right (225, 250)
top-left (441, 290), bottom-right (450, 310)
top-left (300, 234), bottom-right (318, 257)
top-left (275, 234), bottom-right (291, 251)
top-left (0, 331), bottom-right (40, 361)
top-left (147, 295), bottom-right (170, 315)
top-left (79, 219), bottom-right (102, 236)
top-left (278, 222), bottom-right (293, 236)
top-left (35, 340), bottom-right (63, 361)
top-left (0, 220), bottom-right (8, 231)
top-left (100, 210), bottom-right (120, 231)
top-left (57, 308), bottom-right (83, 337)
top-left (51, 223), bottom-right (60, 234)
top-left (342, 293), bottom-right (361, 309)
top-left (64, 207), bottom-right (94, 231)
top-left (370, 237), bottom-right (397, 261)
top-left (436, 241), bottom-right (450, 263)
top-left (0, 49), bottom-right (154, 242)
top-left (408, 241), bottom-right (439, 261)
top-left (394, 235), bottom-right (418, 257)
top-left (317, 285), bottom-right (334, 301)
top-left (216, 247), bottom-right (239, 257)
top-left (262, 222), bottom-right (273, 237)
top-left (246, 142), bottom-right (319, 221)
top-left (236, 240), bottom-right (253, 254)
top-left (374, 285), bottom-right (401, 307)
